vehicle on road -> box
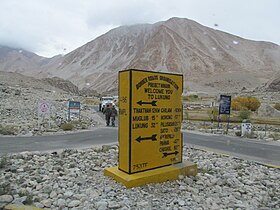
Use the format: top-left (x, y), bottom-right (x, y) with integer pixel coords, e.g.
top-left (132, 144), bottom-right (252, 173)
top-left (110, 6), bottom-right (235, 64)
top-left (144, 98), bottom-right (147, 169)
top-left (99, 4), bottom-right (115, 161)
top-left (99, 96), bottom-right (115, 112)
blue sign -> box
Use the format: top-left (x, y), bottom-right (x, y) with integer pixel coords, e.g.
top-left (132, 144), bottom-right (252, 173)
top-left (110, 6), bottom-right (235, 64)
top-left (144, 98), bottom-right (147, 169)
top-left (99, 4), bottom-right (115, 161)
top-left (69, 101), bottom-right (80, 109)
top-left (68, 101), bottom-right (81, 120)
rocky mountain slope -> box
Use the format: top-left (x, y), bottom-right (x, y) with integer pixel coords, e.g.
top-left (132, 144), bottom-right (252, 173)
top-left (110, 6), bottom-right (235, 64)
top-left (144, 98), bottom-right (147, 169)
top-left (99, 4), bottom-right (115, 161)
top-left (42, 77), bottom-right (80, 95)
top-left (1, 17), bottom-right (280, 94)
top-left (265, 72), bottom-right (280, 92)
top-left (0, 45), bottom-right (54, 75)
top-left (40, 17), bottom-right (280, 94)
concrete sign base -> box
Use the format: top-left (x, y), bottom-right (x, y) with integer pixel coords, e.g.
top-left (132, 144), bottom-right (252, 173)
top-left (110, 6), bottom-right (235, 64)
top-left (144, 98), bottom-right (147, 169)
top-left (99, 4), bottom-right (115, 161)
top-left (104, 161), bottom-right (197, 188)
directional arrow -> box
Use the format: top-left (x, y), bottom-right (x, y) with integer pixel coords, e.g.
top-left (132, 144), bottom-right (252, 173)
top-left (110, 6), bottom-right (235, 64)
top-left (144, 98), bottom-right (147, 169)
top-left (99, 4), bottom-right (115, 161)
top-left (162, 151), bottom-right (179, 158)
top-left (137, 100), bottom-right (157, 106)
top-left (136, 134), bottom-right (157, 143)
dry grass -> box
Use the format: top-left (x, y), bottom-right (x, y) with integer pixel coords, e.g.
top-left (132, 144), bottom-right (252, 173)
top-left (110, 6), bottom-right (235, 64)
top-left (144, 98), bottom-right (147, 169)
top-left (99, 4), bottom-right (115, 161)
top-left (81, 97), bottom-right (99, 105)
top-left (184, 109), bottom-right (280, 125)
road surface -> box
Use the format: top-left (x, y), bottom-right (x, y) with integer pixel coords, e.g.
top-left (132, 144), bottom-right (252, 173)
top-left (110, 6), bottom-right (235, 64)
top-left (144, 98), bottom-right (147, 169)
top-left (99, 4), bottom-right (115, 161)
top-left (0, 127), bottom-right (118, 154)
top-left (0, 127), bottom-right (279, 167)
top-left (184, 131), bottom-right (280, 167)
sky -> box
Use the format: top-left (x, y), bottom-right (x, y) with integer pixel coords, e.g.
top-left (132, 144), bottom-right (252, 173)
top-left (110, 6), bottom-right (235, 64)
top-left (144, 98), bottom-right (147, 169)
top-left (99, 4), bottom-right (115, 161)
top-left (0, 0), bottom-right (279, 57)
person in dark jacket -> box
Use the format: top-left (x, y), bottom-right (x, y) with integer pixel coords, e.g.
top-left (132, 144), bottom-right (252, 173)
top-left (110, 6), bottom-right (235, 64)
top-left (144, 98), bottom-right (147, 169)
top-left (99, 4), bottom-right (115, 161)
top-left (104, 104), bottom-right (112, 126)
top-left (111, 105), bottom-right (118, 127)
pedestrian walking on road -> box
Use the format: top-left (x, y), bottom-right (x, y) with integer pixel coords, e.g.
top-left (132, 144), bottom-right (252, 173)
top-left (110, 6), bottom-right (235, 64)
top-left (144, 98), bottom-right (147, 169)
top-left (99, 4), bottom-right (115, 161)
top-left (104, 104), bottom-right (112, 126)
top-left (111, 105), bottom-right (118, 127)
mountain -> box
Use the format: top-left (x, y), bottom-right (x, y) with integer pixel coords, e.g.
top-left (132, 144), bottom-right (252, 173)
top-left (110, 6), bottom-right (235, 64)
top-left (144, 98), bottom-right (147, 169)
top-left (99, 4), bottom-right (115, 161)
top-left (265, 72), bottom-right (280, 92)
top-left (0, 45), bottom-right (61, 76)
top-left (1, 17), bottom-right (280, 94)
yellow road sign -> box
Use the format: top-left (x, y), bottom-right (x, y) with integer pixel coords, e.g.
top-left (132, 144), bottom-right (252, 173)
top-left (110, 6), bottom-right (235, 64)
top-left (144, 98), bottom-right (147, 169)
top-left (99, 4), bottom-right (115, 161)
top-left (119, 69), bottom-right (183, 174)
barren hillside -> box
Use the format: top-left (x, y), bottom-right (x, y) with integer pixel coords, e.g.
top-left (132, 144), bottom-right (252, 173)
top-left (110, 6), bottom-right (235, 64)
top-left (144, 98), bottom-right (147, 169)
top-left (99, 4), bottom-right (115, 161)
top-left (1, 17), bottom-right (280, 94)
top-left (40, 18), bottom-right (280, 94)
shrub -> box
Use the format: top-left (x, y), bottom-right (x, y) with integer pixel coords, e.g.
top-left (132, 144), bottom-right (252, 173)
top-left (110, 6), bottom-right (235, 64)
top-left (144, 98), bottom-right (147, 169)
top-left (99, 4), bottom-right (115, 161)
top-left (182, 94), bottom-right (199, 101)
top-left (0, 155), bottom-right (8, 169)
top-left (247, 97), bottom-right (261, 111)
top-left (21, 192), bottom-right (33, 205)
top-left (0, 125), bottom-right (17, 135)
top-left (24, 196), bottom-right (33, 205)
top-left (71, 120), bottom-right (81, 125)
top-left (231, 100), bottom-right (242, 111)
top-left (207, 107), bottom-right (219, 121)
top-left (239, 109), bottom-right (252, 120)
top-left (231, 96), bottom-right (261, 111)
top-left (274, 103), bottom-right (280, 111)
top-left (0, 182), bottom-right (11, 196)
top-left (268, 133), bottom-right (280, 140)
top-left (183, 110), bottom-right (189, 120)
top-left (60, 123), bottom-right (74, 131)
top-left (243, 131), bottom-right (257, 139)
top-left (82, 98), bottom-right (98, 105)
top-left (235, 131), bottom-right (242, 137)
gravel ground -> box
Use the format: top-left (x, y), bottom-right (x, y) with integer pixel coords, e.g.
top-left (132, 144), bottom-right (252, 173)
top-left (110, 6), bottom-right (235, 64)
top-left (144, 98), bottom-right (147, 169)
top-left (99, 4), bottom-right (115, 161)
top-left (0, 145), bottom-right (279, 210)
top-left (0, 73), bottom-right (102, 137)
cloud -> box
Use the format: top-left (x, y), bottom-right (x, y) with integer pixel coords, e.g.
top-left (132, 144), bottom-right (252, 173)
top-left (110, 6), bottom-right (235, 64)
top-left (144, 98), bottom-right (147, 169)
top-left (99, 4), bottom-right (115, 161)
top-left (0, 0), bottom-right (92, 56)
top-left (86, 0), bottom-right (164, 26)
top-left (0, 0), bottom-right (279, 57)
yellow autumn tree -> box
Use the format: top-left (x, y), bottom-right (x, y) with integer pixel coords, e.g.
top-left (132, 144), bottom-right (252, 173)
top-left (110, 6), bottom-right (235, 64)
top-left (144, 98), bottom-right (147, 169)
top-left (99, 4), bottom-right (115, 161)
top-left (231, 96), bottom-right (261, 111)
top-left (247, 97), bottom-right (261, 111)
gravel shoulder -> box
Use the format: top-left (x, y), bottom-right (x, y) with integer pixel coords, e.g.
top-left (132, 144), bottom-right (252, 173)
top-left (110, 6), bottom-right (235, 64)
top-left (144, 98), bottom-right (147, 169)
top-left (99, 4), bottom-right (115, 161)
top-left (0, 145), bottom-right (279, 209)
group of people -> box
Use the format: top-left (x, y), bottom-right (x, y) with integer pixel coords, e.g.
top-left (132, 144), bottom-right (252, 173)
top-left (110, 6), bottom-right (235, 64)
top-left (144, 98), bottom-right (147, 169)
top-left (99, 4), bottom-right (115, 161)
top-left (103, 104), bottom-right (118, 126)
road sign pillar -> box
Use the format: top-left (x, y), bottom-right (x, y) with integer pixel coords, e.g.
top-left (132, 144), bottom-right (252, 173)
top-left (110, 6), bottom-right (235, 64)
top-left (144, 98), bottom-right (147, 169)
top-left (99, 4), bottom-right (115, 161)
top-left (104, 69), bottom-right (197, 188)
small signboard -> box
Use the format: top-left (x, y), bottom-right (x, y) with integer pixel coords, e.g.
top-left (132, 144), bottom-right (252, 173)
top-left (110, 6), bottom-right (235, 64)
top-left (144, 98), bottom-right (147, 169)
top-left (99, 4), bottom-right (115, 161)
top-left (119, 69), bottom-right (183, 174)
top-left (219, 95), bottom-right (231, 115)
top-left (38, 101), bottom-right (51, 129)
top-left (242, 120), bottom-right (252, 136)
top-left (38, 101), bottom-right (51, 115)
top-left (68, 101), bottom-right (81, 120)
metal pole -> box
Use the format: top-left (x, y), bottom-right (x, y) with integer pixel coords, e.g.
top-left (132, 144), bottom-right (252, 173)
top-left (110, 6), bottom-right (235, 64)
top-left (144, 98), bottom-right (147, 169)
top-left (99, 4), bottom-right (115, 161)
top-left (48, 103), bottom-right (51, 128)
top-left (38, 117), bottom-right (40, 130)
top-left (226, 115), bottom-right (230, 134)
top-left (217, 114), bottom-right (220, 130)
top-left (68, 101), bottom-right (70, 121)
top-left (211, 102), bottom-right (214, 133)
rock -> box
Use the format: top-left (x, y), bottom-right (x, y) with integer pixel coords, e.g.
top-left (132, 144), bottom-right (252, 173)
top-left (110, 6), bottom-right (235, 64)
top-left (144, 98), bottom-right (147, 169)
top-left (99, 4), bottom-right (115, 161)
top-left (0, 194), bottom-right (13, 203)
top-left (9, 166), bottom-right (17, 173)
top-left (0, 202), bottom-right (7, 209)
top-left (137, 201), bottom-right (150, 208)
top-left (67, 200), bottom-right (81, 208)
top-left (43, 185), bottom-right (52, 194)
top-left (14, 89), bottom-right (21, 96)
top-left (34, 202), bottom-right (45, 208)
top-left (49, 191), bottom-right (57, 198)
top-left (64, 191), bottom-right (73, 198)
top-left (178, 199), bottom-right (186, 206)
top-left (36, 184), bottom-right (43, 191)
top-left (17, 168), bottom-right (24, 172)
top-left (187, 186), bottom-right (199, 195)
top-left (41, 199), bottom-right (52, 208)
top-left (96, 200), bottom-right (108, 210)
top-left (12, 196), bottom-right (26, 205)
top-left (108, 201), bottom-right (121, 209)
top-left (178, 175), bottom-right (184, 180)
top-left (56, 198), bottom-right (66, 207)
top-left (102, 145), bottom-right (111, 152)
top-left (93, 167), bottom-right (102, 171)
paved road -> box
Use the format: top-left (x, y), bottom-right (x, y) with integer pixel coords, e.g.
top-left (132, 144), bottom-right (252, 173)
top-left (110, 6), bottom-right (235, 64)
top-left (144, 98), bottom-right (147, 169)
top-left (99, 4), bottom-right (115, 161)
top-left (184, 131), bottom-right (280, 167)
top-left (0, 127), bottom-right (279, 167)
top-left (0, 127), bottom-right (118, 154)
